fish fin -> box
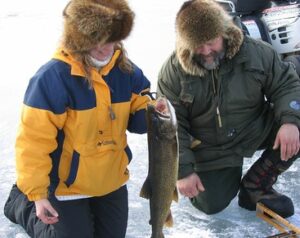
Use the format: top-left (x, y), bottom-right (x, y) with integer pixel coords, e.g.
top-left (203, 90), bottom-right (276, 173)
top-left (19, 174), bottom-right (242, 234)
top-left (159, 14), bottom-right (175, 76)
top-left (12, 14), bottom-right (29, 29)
top-left (164, 210), bottom-right (173, 227)
top-left (173, 187), bottom-right (179, 202)
top-left (139, 178), bottom-right (151, 199)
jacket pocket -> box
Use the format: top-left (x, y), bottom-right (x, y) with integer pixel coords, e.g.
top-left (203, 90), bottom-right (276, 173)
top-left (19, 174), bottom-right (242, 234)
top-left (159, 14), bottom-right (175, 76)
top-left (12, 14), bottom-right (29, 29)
top-left (124, 145), bottom-right (132, 164)
top-left (64, 150), bottom-right (80, 187)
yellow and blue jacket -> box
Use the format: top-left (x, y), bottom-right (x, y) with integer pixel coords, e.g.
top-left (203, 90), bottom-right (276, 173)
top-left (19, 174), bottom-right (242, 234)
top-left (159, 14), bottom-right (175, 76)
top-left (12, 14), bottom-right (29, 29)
top-left (16, 48), bottom-right (151, 201)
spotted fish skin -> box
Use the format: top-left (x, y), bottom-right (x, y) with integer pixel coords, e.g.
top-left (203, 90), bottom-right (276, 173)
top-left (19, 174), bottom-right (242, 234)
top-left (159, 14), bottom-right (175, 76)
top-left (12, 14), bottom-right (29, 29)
top-left (140, 96), bottom-right (179, 238)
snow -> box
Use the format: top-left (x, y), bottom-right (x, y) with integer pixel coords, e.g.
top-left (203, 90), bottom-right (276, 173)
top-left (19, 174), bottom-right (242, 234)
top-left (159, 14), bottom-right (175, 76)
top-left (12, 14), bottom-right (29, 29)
top-left (0, 0), bottom-right (299, 237)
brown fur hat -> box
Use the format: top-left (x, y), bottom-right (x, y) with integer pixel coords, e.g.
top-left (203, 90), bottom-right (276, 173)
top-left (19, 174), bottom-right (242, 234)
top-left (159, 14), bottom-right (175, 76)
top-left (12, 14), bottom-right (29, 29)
top-left (175, 0), bottom-right (244, 76)
top-left (62, 0), bottom-right (134, 53)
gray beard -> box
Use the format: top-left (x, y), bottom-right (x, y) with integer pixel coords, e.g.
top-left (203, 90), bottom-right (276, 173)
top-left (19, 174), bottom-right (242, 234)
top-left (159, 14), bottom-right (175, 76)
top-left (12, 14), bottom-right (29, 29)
top-left (193, 49), bottom-right (226, 70)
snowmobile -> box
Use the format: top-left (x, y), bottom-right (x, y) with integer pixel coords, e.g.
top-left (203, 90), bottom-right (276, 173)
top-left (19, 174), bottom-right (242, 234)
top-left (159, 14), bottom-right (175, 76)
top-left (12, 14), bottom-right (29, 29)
top-left (217, 0), bottom-right (300, 76)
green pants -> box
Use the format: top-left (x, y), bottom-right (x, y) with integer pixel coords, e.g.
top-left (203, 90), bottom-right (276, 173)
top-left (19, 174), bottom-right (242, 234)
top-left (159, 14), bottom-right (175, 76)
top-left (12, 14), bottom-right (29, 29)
top-left (190, 167), bottom-right (242, 214)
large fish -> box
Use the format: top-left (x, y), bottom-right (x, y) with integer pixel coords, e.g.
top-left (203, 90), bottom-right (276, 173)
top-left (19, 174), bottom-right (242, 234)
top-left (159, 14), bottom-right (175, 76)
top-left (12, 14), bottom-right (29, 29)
top-left (140, 96), bottom-right (179, 238)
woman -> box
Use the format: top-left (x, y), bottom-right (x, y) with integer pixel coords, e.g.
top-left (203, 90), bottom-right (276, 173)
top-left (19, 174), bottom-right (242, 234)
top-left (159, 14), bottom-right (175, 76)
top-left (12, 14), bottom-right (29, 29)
top-left (4, 0), bottom-right (152, 237)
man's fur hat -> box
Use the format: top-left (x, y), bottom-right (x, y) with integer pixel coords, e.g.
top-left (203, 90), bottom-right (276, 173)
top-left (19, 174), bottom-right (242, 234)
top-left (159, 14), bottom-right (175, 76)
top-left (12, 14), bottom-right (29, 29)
top-left (175, 0), bottom-right (244, 76)
top-left (62, 0), bottom-right (134, 53)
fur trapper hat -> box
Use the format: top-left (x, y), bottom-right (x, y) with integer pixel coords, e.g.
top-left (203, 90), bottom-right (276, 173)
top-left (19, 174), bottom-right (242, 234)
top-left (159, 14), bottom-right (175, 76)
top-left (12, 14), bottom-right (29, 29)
top-left (175, 0), bottom-right (244, 76)
top-left (62, 0), bottom-right (134, 52)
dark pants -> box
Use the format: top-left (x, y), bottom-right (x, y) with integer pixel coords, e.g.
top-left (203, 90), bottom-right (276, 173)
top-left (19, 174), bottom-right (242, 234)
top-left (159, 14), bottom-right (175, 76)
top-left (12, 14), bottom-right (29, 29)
top-left (190, 124), bottom-right (299, 215)
top-left (4, 185), bottom-right (128, 238)
top-left (190, 167), bottom-right (242, 214)
top-left (190, 151), bottom-right (299, 215)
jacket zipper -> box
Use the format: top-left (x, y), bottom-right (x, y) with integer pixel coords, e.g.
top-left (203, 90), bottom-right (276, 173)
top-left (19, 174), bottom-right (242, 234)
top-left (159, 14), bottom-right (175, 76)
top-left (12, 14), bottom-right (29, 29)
top-left (101, 76), bottom-right (116, 121)
top-left (212, 69), bottom-right (222, 128)
top-left (109, 106), bottom-right (116, 120)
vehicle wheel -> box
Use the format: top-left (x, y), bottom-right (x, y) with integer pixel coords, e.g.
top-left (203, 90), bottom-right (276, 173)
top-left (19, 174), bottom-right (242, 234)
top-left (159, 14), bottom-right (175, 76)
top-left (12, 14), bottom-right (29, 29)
top-left (283, 55), bottom-right (300, 77)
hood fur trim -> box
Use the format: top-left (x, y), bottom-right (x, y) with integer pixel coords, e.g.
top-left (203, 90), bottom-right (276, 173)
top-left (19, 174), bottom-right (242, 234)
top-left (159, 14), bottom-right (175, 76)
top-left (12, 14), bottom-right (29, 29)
top-left (175, 0), bottom-right (244, 76)
top-left (62, 0), bottom-right (134, 53)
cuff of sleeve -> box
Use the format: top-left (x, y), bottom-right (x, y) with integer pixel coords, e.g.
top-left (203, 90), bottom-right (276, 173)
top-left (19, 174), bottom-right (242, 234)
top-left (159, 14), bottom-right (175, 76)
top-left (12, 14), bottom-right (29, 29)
top-left (27, 193), bottom-right (48, 201)
top-left (280, 115), bottom-right (300, 128)
top-left (178, 164), bottom-right (194, 180)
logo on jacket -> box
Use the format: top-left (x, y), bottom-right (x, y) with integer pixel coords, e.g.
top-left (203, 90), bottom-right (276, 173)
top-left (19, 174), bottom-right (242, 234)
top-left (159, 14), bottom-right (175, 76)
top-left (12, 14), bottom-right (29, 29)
top-left (290, 100), bottom-right (300, 110)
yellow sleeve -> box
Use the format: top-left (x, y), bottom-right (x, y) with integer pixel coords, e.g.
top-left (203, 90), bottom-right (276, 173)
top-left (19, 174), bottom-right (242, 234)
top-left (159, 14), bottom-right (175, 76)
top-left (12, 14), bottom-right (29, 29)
top-left (16, 105), bottom-right (66, 201)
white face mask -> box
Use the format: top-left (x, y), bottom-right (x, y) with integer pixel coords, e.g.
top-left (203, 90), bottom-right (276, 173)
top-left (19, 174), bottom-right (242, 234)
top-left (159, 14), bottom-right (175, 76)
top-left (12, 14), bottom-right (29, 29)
top-left (89, 52), bottom-right (113, 68)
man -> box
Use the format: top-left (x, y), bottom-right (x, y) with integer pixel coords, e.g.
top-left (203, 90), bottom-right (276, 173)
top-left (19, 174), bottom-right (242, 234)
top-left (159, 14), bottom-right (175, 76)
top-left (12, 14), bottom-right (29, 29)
top-left (157, 0), bottom-right (300, 218)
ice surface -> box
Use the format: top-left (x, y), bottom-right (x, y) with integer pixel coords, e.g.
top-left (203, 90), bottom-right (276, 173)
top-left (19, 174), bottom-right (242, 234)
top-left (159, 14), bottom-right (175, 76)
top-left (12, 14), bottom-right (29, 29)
top-left (0, 1), bottom-right (299, 237)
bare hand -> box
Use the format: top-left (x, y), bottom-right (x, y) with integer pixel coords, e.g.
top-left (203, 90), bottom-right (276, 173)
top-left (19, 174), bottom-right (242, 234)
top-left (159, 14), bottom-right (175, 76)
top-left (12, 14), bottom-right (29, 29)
top-left (35, 199), bottom-right (59, 224)
top-left (273, 123), bottom-right (300, 161)
top-left (177, 173), bottom-right (205, 198)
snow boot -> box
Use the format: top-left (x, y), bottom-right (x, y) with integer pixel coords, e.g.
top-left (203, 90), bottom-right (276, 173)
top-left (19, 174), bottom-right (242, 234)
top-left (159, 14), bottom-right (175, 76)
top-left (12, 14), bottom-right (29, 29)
top-left (238, 149), bottom-right (297, 218)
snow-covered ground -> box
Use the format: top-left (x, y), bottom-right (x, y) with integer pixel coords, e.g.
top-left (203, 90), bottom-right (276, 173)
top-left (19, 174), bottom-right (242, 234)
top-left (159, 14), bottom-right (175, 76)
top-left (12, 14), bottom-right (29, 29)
top-left (0, 1), bottom-right (299, 237)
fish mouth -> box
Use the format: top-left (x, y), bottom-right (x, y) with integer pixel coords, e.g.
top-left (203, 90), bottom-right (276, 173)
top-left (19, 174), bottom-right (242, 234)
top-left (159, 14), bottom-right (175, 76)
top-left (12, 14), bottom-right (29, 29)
top-left (154, 97), bottom-right (171, 118)
top-left (147, 96), bottom-right (178, 129)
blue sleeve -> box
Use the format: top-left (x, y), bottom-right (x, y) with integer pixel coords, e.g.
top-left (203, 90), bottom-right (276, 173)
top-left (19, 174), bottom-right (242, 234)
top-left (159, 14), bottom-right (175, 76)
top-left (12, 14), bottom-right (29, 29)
top-left (127, 63), bottom-right (151, 134)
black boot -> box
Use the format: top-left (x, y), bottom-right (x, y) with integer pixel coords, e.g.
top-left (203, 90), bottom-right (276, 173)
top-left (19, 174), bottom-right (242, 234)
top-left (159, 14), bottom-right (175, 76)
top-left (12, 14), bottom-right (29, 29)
top-left (238, 149), bottom-right (297, 218)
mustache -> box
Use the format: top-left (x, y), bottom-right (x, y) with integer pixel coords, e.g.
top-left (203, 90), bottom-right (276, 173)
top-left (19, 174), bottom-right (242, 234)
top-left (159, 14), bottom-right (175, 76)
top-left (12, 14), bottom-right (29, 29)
top-left (193, 50), bottom-right (225, 62)
top-left (193, 49), bottom-right (226, 70)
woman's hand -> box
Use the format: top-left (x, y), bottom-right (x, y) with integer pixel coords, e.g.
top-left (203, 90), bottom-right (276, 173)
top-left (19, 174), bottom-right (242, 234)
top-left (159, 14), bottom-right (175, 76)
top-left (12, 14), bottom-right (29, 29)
top-left (35, 199), bottom-right (59, 224)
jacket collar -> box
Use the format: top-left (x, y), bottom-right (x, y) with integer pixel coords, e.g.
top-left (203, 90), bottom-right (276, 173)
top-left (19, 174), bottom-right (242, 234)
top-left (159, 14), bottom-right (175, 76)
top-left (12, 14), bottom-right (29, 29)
top-left (53, 48), bottom-right (121, 78)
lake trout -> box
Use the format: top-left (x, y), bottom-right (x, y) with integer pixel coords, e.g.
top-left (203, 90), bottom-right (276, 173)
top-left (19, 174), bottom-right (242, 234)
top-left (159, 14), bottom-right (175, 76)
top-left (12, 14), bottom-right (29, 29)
top-left (140, 96), bottom-right (179, 238)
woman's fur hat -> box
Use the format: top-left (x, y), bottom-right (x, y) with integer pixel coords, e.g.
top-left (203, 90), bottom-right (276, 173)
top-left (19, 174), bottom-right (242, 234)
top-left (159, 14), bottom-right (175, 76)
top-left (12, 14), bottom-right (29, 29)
top-left (175, 0), bottom-right (244, 76)
top-left (62, 0), bottom-right (134, 52)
